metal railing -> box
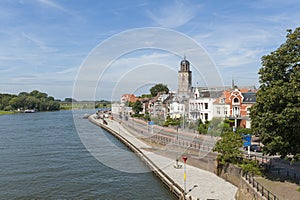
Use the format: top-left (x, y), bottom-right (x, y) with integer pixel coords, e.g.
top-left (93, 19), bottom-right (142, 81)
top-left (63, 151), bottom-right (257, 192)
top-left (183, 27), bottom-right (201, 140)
top-left (243, 172), bottom-right (279, 200)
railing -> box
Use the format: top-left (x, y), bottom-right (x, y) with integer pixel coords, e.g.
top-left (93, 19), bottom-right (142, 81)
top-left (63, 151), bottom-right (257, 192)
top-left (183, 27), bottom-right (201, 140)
top-left (243, 172), bottom-right (279, 200)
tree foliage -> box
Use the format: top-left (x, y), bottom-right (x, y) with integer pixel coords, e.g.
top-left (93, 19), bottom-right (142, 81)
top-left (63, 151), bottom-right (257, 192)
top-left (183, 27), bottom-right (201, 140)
top-left (150, 83), bottom-right (169, 97)
top-left (163, 115), bottom-right (181, 126)
top-left (64, 98), bottom-right (77, 102)
top-left (250, 28), bottom-right (300, 161)
top-left (198, 118), bottom-right (232, 135)
top-left (0, 90), bottom-right (60, 111)
top-left (132, 100), bottom-right (143, 114)
top-left (213, 131), bottom-right (243, 165)
top-left (198, 119), bottom-right (209, 134)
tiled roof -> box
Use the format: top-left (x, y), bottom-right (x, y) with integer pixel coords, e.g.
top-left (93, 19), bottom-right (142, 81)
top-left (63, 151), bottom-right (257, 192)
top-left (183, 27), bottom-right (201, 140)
top-left (242, 92), bottom-right (256, 103)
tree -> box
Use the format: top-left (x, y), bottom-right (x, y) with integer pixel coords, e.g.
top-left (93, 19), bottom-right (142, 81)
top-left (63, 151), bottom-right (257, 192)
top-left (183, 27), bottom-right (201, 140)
top-left (213, 131), bottom-right (243, 165)
top-left (132, 100), bottom-right (143, 114)
top-left (9, 97), bottom-right (22, 110)
top-left (198, 119), bottom-right (209, 134)
top-left (64, 98), bottom-right (76, 102)
top-left (150, 83), bottom-right (169, 97)
top-left (1, 90), bottom-right (60, 111)
top-left (250, 28), bottom-right (300, 161)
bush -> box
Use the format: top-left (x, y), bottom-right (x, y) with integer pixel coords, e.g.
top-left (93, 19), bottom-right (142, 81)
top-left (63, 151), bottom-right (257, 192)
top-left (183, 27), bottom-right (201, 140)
top-left (239, 159), bottom-right (262, 175)
top-left (131, 113), bottom-right (144, 118)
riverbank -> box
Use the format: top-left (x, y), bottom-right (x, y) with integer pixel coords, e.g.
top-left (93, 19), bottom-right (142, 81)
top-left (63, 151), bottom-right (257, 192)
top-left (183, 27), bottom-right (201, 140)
top-left (88, 114), bottom-right (237, 200)
top-left (0, 110), bottom-right (15, 115)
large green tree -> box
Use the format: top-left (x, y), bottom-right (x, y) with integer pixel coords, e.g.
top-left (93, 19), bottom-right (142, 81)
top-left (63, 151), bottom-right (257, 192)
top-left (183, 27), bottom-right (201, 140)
top-left (251, 28), bottom-right (300, 161)
top-left (150, 83), bottom-right (169, 97)
top-left (132, 100), bottom-right (143, 114)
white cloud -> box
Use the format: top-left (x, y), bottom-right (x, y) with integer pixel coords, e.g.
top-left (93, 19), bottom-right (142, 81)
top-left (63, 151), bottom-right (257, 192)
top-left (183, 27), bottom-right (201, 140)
top-left (36, 0), bottom-right (69, 13)
top-left (21, 32), bottom-right (57, 52)
top-left (147, 1), bottom-right (200, 28)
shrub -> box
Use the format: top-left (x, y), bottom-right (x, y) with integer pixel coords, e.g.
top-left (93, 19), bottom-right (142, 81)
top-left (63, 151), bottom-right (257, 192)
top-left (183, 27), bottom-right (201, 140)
top-left (239, 159), bottom-right (262, 175)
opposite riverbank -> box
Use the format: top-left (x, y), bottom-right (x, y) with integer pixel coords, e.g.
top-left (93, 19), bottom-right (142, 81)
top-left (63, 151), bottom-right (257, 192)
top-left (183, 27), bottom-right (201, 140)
top-left (88, 114), bottom-right (237, 200)
top-left (0, 110), bottom-right (14, 115)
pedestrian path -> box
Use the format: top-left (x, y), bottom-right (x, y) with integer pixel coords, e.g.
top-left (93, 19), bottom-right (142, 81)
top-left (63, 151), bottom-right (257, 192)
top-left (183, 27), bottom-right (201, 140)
top-left (90, 115), bottom-right (237, 200)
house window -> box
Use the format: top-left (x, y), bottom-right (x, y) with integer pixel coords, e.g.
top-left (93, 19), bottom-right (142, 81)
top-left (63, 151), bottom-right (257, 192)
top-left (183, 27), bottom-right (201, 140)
top-left (205, 113), bottom-right (208, 121)
top-left (233, 98), bottom-right (239, 103)
top-left (204, 103), bottom-right (208, 109)
top-left (217, 107), bottom-right (220, 115)
top-left (233, 106), bottom-right (240, 116)
top-left (224, 107), bottom-right (228, 115)
top-left (220, 98), bottom-right (225, 104)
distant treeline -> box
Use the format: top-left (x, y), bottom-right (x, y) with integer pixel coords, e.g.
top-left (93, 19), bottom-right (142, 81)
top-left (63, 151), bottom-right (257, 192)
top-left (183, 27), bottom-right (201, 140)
top-left (59, 99), bottom-right (111, 110)
top-left (0, 90), bottom-right (60, 111)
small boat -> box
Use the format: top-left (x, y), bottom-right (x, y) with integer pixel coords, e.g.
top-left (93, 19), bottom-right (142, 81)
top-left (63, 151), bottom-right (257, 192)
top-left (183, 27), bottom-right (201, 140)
top-left (24, 109), bottom-right (36, 113)
top-left (83, 114), bottom-right (90, 118)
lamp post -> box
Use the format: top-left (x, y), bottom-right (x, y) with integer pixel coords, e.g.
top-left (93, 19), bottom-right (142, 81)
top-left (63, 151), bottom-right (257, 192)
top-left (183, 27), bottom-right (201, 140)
top-left (182, 156), bottom-right (188, 198)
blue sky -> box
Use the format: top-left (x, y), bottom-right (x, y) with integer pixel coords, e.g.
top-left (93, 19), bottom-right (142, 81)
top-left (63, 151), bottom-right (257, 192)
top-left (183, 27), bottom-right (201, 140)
top-left (0, 0), bottom-right (299, 100)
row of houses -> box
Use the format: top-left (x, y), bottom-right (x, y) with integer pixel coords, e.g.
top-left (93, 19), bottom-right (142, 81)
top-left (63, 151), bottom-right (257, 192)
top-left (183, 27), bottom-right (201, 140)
top-left (112, 57), bottom-right (257, 129)
top-left (113, 86), bottom-right (257, 129)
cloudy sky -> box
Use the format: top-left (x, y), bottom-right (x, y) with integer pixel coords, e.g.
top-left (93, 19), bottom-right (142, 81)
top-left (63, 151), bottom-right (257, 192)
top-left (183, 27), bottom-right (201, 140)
top-left (1, 0), bottom-right (299, 100)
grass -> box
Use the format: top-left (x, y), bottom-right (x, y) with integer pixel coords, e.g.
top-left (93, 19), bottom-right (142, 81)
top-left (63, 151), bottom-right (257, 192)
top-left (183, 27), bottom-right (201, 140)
top-left (297, 187), bottom-right (300, 192)
top-left (0, 110), bottom-right (15, 115)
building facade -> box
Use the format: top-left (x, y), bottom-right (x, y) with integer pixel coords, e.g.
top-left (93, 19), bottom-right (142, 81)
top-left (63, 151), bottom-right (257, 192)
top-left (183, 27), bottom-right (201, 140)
top-left (213, 88), bottom-right (257, 128)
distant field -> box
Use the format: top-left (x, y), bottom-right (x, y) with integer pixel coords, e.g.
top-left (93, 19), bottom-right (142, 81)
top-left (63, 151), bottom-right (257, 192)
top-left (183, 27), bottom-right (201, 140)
top-left (59, 102), bottom-right (111, 110)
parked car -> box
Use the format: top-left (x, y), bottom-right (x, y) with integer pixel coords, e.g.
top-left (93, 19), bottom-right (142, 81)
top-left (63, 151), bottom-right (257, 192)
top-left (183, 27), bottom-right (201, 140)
top-left (250, 144), bottom-right (262, 152)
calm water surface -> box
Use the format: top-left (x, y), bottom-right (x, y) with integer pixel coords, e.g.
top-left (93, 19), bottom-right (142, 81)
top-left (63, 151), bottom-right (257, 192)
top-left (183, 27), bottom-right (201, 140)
top-left (0, 110), bottom-right (175, 199)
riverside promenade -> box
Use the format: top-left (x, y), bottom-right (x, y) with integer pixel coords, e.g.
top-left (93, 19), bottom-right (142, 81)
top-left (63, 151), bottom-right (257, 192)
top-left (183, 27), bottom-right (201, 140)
top-left (89, 114), bottom-right (237, 200)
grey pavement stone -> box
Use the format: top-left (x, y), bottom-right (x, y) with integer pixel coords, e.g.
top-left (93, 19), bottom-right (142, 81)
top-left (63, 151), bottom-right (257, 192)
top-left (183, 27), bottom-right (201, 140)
top-left (91, 115), bottom-right (237, 200)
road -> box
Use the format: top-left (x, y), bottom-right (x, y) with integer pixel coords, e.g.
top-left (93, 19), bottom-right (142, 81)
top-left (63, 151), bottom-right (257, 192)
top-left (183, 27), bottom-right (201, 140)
top-left (112, 114), bottom-right (300, 181)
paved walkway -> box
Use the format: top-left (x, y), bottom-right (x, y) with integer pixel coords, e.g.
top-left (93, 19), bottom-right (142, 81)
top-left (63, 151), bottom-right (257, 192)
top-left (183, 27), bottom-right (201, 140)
top-left (90, 115), bottom-right (237, 200)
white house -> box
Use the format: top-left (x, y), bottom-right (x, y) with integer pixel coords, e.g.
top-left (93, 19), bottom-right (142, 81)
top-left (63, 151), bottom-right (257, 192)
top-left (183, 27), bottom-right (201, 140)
top-left (188, 88), bottom-right (217, 122)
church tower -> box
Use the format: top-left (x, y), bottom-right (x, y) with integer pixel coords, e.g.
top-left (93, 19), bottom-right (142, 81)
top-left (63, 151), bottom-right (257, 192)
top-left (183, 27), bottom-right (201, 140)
top-left (178, 57), bottom-right (192, 94)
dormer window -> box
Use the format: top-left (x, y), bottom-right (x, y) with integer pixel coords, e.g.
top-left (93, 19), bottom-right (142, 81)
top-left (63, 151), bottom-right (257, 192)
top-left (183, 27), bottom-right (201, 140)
top-left (233, 98), bottom-right (239, 103)
top-left (220, 98), bottom-right (225, 104)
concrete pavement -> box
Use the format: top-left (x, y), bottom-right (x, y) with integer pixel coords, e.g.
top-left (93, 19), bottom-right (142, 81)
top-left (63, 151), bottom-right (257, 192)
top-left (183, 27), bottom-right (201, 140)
top-left (90, 115), bottom-right (237, 200)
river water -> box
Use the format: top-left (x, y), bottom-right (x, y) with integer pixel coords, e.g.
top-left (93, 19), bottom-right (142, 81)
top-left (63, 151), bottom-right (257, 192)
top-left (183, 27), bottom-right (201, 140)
top-left (0, 110), bottom-right (175, 199)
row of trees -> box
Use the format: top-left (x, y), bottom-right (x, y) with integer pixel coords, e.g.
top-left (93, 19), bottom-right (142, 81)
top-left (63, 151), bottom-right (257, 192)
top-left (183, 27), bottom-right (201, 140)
top-left (0, 90), bottom-right (60, 111)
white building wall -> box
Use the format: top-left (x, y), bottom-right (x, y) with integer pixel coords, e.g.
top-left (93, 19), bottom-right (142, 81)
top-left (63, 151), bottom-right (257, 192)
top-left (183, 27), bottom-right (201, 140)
top-left (188, 97), bottom-right (215, 122)
top-left (111, 103), bottom-right (120, 114)
top-left (213, 104), bottom-right (230, 119)
top-left (169, 101), bottom-right (185, 119)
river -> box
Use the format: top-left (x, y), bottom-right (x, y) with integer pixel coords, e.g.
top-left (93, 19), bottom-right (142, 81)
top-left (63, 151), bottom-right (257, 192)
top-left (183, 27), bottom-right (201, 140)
top-left (0, 110), bottom-right (175, 199)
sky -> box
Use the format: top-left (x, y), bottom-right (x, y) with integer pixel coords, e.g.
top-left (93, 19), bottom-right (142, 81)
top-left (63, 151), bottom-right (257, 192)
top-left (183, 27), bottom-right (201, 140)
top-left (0, 0), bottom-right (299, 101)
